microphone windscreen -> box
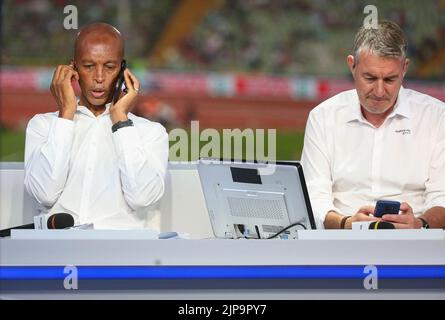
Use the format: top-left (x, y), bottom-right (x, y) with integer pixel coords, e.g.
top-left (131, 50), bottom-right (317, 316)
top-left (369, 221), bottom-right (395, 229)
top-left (47, 213), bottom-right (75, 229)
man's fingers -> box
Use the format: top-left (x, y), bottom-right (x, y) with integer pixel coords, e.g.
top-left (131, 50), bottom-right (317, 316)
top-left (59, 67), bottom-right (69, 83)
top-left (53, 65), bottom-right (64, 86)
top-left (56, 65), bottom-right (65, 80)
top-left (359, 214), bottom-right (380, 221)
top-left (382, 214), bottom-right (410, 224)
top-left (123, 69), bottom-right (133, 91)
top-left (124, 69), bottom-right (140, 93)
top-left (399, 202), bottom-right (412, 212)
top-left (390, 222), bottom-right (410, 229)
top-left (50, 65), bottom-right (77, 105)
top-left (357, 205), bottom-right (375, 215)
top-left (55, 66), bottom-right (67, 84)
top-left (51, 67), bottom-right (59, 85)
top-left (67, 63), bottom-right (79, 81)
top-left (61, 67), bottom-right (77, 85)
top-left (381, 214), bottom-right (398, 222)
top-left (72, 69), bottom-right (79, 81)
top-left (125, 68), bottom-right (136, 78)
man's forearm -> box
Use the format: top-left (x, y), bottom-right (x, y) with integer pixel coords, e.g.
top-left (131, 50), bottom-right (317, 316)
top-left (420, 206), bottom-right (445, 228)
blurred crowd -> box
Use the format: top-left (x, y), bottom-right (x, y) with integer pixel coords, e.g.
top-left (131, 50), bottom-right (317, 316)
top-left (2, 0), bottom-right (445, 79)
top-left (167, 0), bottom-right (445, 78)
top-left (2, 0), bottom-right (177, 66)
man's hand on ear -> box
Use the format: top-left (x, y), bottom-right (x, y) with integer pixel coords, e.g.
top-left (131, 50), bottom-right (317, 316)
top-left (51, 63), bottom-right (79, 120)
top-left (109, 69), bottom-right (140, 124)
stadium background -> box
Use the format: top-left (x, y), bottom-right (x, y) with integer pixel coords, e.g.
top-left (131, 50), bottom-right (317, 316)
top-left (1, 0), bottom-right (445, 161)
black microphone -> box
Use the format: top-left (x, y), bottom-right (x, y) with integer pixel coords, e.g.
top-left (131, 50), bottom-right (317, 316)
top-left (369, 221), bottom-right (395, 229)
top-left (46, 213), bottom-right (74, 229)
top-left (0, 213), bottom-right (75, 237)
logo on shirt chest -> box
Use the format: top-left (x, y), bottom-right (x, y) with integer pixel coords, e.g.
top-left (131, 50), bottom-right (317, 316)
top-left (394, 129), bottom-right (411, 135)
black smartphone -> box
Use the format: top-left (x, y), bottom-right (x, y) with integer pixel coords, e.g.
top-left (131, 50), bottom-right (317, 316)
top-left (373, 200), bottom-right (400, 218)
top-left (112, 59), bottom-right (127, 105)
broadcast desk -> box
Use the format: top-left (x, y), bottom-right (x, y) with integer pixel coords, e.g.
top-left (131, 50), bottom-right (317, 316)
top-left (1, 235), bottom-right (445, 300)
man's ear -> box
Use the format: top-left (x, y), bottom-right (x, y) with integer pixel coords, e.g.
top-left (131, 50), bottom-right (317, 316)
top-left (402, 58), bottom-right (410, 76)
top-left (347, 55), bottom-right (356, 77)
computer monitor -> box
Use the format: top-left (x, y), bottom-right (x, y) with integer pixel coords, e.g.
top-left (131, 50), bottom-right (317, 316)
top-left (197, 159), bottom-right (316, 239)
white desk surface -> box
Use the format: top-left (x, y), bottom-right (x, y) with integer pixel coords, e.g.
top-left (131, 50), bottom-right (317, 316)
top-left (1, 237), bottom-right (445, 266)
top-left (1, 238), bottom-right (445, 300)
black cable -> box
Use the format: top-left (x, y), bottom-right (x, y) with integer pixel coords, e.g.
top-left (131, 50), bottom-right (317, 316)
top-left (236, 222), bottom-right (307, 239)
top-left (266, 222), bottom-right (307, 239)
top-left (255, 225), bottom-right (261, 239)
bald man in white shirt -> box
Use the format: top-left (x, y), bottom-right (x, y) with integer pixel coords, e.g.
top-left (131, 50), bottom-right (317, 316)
top-left (301, 20), bottom-right (445, 229)
top-left (24, 23), bottom-right (169, 229)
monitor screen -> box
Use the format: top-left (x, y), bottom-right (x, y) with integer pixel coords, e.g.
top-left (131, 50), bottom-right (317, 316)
top-left (197, 160), bottom-right (316, 239)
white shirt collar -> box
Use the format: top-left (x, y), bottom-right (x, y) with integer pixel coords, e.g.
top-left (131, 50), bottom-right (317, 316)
top-left (345, 86), bottom-right (411, 123)
top-left (76, 100), bottom-right (112, 118)
top-left (389, 86), bottom-right (411, 119)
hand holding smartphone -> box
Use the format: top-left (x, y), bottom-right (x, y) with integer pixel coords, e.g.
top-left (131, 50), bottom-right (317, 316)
top-left (109, 60), bottom-right (141, 123)
top-left (373, 200), bottom-right (400, 218)
top-left (112, 59), bottom-right (127, 105)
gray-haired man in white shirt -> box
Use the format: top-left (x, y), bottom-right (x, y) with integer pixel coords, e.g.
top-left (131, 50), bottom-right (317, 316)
top-left (24, 23), bottom-right (169, 229)
top-left (301, 20), bottom-right (445, 229)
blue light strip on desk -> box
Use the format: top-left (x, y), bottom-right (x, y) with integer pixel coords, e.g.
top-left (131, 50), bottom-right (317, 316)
top-left (1, 265), bottom-right (445, 280)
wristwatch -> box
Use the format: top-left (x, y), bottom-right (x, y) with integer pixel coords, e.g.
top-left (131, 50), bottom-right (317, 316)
top-left (418, 217), bottom-right (430, 229)
top-left (112, 119), bottom-right (134, 133)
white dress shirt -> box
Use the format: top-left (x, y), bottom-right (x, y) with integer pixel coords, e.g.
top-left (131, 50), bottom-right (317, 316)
top-left (301, 87), bottom-right (445, 228)
top-left (24, 103), bottom-right (169, 229)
